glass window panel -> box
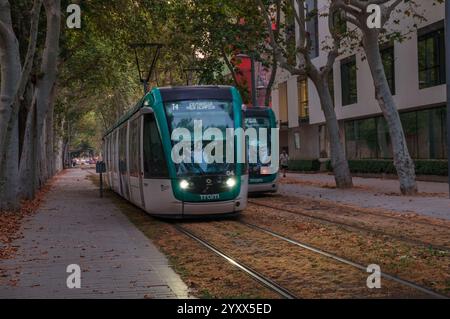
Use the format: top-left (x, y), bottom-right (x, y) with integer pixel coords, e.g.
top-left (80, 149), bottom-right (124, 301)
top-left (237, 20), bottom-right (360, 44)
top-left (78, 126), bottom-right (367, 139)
top-left (356, 118), bottom-right (377, 159)
top-left (376, 117), bottom-right (393, 159)
top-left (306, 0), bottom-right (319, 58)
top-left (345, 121), bottom-right (357, 159)
top-left (118, 126), bottom-right (127, 174)
top-left (400, 112), bottom-right (418, 159)
top-left (298, 78), bottom-right (309, 118)
top-left (279, 82), bottom-right (288, 123)
top-left (418, 22), bottom-right (446, 89)
top-left (341, 56), bottom-right (357, 106)
top-left (429, 108), bottom-right (446, 159)
top-left (143, 114), bottom-right (169, 179)
top-left (129, 118), bottom-right (140, 177)
top-left (417, 109), bottom-right (431, 159)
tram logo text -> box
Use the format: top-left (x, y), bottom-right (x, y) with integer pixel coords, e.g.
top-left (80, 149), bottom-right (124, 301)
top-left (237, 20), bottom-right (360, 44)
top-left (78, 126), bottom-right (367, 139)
top-left (200, 194), bottom-right (220, 200)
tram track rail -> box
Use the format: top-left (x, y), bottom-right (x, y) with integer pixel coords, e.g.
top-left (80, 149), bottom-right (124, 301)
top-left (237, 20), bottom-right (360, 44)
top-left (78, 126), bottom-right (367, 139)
top-left (238, 220), bottom-right (448, 299)
top-left (173, 224), bottom-right (298, 299)
top-left (175, 220), bottom-right (448, 299)
top-left (249, 200), bottom-right (450, 253)
top-left (88, 170), bottom-right (448, 298)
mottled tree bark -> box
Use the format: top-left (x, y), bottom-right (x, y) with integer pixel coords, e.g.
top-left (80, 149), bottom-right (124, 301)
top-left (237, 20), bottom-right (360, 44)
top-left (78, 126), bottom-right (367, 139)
top-left (333, 0), bottom-right (418, 194)
top-left (311, 71), bottom-right (353, 188)
top-left (34, 0), bottom-right (60, 186)
top-left (362, 29), bottom-right (417, 194)
top-left (259, 0), bottom-right (353, 188)
top-left (0, 0), bottom-right (22, 210)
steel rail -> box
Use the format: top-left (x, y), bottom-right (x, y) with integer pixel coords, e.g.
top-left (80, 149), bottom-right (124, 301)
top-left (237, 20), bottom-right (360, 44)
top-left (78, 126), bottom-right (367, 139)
top-left (174, 224), bottom-right (298, 299)
top-left (249, 200), bottom-right (450, 253)
top-left (239, 220), bottom-right (448, 299)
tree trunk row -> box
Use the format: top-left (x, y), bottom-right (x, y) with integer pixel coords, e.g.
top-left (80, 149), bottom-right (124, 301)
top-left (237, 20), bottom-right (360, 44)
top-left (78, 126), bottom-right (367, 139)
top-left (0, 0), bottom-right (62, 211)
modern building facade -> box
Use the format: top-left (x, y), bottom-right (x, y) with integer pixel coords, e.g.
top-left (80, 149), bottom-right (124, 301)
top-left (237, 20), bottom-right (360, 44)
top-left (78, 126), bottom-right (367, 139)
top-left (270, 0), bottom-right (447, 162)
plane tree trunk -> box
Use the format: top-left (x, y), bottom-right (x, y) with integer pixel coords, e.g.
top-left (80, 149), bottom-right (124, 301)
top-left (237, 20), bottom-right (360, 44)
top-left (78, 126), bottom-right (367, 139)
top-left (310, 70), bottom-right (353, 188)
top-left (34, 0), bottom-right (61, 186)
top-left (0, 0), bottom-right (22, 210)
top-left (258, 0), bottom-right (353, 189)
top-left (362, 29), bottom-right (417, 195)
top-left (333, 0), bottom-right (419, 194)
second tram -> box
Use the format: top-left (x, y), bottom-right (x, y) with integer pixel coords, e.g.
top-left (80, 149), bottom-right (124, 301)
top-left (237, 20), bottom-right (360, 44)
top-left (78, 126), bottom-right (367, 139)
top-left (244, 107), bottom-right (279, 193)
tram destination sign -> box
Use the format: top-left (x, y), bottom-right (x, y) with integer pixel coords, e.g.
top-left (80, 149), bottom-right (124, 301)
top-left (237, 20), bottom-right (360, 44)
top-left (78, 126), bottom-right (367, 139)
top-left (168, 101), bottom-right (226, 113)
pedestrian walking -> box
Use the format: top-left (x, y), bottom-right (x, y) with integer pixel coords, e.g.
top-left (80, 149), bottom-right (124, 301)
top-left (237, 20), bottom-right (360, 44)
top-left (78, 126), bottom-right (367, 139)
top-left (280, 149), bottom-right (289, 178)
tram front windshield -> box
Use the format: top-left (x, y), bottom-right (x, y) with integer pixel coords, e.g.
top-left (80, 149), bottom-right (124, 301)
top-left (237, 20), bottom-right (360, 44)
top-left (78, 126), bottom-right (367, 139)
top-left (165, 100), bottom-right (236, 177)
top-left (245, 115), bottom-right (272, 166)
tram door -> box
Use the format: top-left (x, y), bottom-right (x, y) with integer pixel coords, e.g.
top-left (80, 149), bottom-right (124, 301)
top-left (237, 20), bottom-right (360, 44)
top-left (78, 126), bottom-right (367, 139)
top-left (112, 131), bottom-right (119, 192)
top-left (128, 117), bottom-right (144, 208)
top-left (118, 124), bottom-right (130, 200)
top-left (141, 113), bottom-right (178, 214)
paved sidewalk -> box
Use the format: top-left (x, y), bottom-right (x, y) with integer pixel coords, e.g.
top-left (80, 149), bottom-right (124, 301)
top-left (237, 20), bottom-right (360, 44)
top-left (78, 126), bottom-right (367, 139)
top-left (0, 169), bottom-right (189, 299)
top-left (279, 173), bottom-right (450, 220)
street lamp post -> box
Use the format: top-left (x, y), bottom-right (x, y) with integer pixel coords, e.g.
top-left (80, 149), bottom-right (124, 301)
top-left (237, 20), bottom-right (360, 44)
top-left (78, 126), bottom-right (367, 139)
top-left (446, 1), bottom-right (450, 197)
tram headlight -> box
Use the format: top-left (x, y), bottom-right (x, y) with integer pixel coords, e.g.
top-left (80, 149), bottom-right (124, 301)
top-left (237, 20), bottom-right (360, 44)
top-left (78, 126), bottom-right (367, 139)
top-left (179, 180), bottom-right (189, 190)
top-left (226, 177), bottom-right (236, 188)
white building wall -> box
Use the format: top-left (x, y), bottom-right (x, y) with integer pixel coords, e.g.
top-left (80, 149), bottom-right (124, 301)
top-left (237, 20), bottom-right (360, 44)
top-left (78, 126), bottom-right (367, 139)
top-left (269, 0), bottom-right (446, 160)
top-left (308, 0), bottom-right (446, 125)
top-left (271, 88), bottom-right (280, 121)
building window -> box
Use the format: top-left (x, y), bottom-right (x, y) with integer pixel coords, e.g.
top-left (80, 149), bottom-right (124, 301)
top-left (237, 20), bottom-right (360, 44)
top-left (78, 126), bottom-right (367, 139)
top-left (294, 132), bottom-right (301, 150)
top-left (418, 21), bottom-right (446, 89)
top-left (306, 0), bottom-right (319, 59)
top-left (297, 78), bottom-right (309, 119)
top-left (341, 56), bottom-right (357, 106)
top-left (344, 106), bottom-right (448, 160)
top-left (278, 82), bottom-right (288, 125)
top-left (381, 46), bottom-right (396, 95)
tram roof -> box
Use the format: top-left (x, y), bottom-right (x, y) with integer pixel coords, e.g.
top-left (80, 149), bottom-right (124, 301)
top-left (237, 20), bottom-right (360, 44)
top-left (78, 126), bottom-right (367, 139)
top-left (159, 85), bottom-right (233, 102)
top-left (103, 85), bottom-right (235, 138)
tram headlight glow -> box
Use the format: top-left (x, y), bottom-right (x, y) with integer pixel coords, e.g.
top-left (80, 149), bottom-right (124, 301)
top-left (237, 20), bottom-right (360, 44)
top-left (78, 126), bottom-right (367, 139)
top-left (226, 177), bottom-right (236, 188)
top-left (179, 180), bottom-right (189, 190)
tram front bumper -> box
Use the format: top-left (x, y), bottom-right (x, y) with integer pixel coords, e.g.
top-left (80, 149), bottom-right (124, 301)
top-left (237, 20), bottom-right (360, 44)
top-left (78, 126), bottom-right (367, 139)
top-left (181, 199), bottom-right (246, 216)
top-left (248, 182), bottom-right (278, 193)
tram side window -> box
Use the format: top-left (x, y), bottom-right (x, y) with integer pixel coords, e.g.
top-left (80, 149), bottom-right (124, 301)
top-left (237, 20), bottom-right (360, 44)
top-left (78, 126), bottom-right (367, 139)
top-left (111, 133), bottom-right (116, 173)
top-left (104, 138), bottom-right (109, 171)
top-left (109, 132), bottom-right (116, 173)
top-left (118, 125), bottom-right (127, 174)
top-left (129, 118), bottom-right (140, 177)
top-left (143, 114), bottom-right (169, 178)
top-left (107, 136), bottom-right (111, 172)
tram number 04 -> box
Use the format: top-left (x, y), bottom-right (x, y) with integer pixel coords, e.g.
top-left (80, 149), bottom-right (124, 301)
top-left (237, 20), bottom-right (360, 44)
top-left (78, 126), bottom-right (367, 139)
top-left (221, 303), bottom-right (271, 315)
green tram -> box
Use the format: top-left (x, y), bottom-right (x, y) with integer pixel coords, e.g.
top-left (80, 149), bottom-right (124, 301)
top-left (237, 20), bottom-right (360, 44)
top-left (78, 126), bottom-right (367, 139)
top-left (103, 86), bottom-right (248, 217)
top-left (243, 107), bottom-right (279, 193)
